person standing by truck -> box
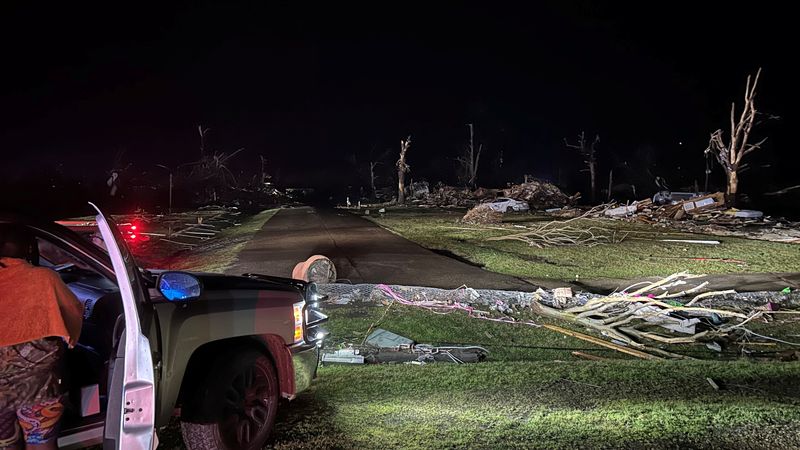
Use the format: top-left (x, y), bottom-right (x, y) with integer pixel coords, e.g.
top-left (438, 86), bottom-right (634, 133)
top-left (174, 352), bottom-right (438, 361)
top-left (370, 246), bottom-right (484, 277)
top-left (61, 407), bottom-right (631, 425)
top-left (0, 224), bottom-right (83, 450)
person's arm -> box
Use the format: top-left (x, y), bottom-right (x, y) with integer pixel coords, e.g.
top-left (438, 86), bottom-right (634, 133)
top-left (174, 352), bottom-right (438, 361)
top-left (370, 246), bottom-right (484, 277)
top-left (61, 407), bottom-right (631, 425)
top-left (47, 271), bottom-right (84, 347)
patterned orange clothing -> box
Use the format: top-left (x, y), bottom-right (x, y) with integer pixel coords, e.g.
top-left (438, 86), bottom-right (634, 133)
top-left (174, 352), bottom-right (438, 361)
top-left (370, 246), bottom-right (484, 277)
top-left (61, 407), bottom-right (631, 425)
top-left (0, 257), bottom-right (83, 348)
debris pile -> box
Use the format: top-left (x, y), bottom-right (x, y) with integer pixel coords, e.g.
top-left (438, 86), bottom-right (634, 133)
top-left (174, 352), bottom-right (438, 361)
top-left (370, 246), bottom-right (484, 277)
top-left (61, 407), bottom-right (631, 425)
top-left (318, 275), bottom-right (800, 361)
top-left (423, 185), bottom-right (485, 207)
top-left (419, 180), bottom-right (572, 210)
top-left (502, 179), bottom-right (575, 209)
top-left (409, 181), bottom-right (430, 199)
top-left (601, 191), bottom-right (800, 244)
top-left (461, 203), bottom-right (503, 224)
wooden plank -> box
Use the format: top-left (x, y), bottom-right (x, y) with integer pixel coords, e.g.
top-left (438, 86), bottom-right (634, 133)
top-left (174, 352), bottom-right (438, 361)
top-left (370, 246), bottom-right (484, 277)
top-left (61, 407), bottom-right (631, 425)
top-left (543, 324), bottom-right (660, 360)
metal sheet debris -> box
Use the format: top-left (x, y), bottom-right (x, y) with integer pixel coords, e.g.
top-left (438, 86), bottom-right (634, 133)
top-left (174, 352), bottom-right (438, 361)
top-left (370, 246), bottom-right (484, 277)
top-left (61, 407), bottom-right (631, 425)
top-left (365, 328), bottom-right (415, 349)
top-left (322, 348), bottom-right (365, 364)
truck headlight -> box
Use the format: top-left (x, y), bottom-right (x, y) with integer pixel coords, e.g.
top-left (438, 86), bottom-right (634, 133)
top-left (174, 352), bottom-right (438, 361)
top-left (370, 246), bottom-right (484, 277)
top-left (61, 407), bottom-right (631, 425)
top-left (292, 301), bottom-right (305, 343)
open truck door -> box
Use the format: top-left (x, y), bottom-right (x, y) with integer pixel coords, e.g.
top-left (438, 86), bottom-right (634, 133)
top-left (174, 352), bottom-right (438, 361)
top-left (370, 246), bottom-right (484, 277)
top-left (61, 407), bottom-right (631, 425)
top-left (91, 204), bottom-right (156, 450)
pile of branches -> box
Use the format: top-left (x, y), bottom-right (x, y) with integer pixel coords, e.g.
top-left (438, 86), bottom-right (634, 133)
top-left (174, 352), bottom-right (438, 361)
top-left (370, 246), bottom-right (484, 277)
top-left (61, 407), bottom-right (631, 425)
top-left (530, 272), bottom-right (782, 359)
top-left (462, 203), bottom-right (502, 225)
top-left (486, 205), bottom-right (624, 247)
top-left (351, 274), bottom-right (797, 361)
top-left (502, 179), bottom-right (574, 209)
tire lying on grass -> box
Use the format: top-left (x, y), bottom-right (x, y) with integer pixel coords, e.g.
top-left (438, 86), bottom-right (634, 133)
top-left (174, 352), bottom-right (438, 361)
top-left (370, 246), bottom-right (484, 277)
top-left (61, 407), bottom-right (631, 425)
top-left (181, 349), bottom-right (279, 450)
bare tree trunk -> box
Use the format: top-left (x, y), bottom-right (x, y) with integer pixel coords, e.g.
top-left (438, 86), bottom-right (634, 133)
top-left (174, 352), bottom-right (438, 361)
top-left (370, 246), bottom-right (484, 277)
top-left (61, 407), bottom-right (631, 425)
top-left (727, 170), bottom-right (739, 204)
top-left (459, 124), bottom-right (483, 188)
top-left (397, 136), bottom-right (412, 204)
top-left (706, 68), bottom-right (772, 207)
top-left (369, 161), bottom-right (377, 199)
top-left (607, 169), bottom-right (613, 201)
top-left (398, 169), bottom-right (406, 204)
top-left (564, 132), bottom-right (600, 204)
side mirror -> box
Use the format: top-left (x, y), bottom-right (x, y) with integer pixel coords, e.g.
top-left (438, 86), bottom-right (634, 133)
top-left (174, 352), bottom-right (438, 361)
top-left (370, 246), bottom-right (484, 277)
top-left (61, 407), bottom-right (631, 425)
top-left (157, 272), bottom-right (202, 302)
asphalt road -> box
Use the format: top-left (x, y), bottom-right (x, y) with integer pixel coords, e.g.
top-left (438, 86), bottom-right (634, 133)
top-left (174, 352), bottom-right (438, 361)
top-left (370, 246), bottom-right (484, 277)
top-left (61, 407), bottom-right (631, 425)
top-left (228, 206), bottom-right (800, 293)
top-left (226, 207), bottom-right (537, 290)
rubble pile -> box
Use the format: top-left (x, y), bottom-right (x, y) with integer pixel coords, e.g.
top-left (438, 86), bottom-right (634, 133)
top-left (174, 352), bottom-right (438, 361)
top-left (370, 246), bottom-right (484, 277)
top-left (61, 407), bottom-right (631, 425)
top-left (600, 191), bottom-right (800, 244)
top-left (423, 185), bottom-right (483, 207)
top-left (502, 179), bottom-right (574, 209)
top-left (420, 180), bottom-right (572, 210)
top-left (318, 276), bottom-right (800, 361)
top-left (462, 203), bottom-right (503, 224)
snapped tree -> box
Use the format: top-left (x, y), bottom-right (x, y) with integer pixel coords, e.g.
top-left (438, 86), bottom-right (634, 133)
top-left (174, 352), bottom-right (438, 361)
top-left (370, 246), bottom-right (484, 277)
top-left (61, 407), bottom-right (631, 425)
top-left (564, 131), bottom-right (600, 202)
top-left (457, 123), bottom-right (483, 188)
top-left (396, 135), bottom-right (412, 204)
top-left (705, 68), bottom-right (770, 205)
top-left (367, 145), bottom-right (391, 200)
top-left (185, 125), bottom-right (245, 202)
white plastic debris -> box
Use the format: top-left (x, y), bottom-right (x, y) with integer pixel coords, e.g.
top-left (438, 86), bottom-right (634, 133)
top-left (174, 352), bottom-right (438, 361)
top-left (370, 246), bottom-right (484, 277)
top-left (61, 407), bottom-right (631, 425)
top-left (322, 348), bottom-right (365, 364)
top-left (604, 204), bottom-right (638, 217)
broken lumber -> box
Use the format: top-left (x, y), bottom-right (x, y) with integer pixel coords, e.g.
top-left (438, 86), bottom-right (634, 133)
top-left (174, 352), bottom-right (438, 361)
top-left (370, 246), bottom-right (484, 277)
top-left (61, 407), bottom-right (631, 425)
top-left (543, 324), bottom-right (661, 360)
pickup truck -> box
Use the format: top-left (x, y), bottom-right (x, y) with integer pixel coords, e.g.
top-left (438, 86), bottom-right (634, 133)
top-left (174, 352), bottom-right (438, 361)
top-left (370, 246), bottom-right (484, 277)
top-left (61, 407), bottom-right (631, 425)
top-left (0, 204), bottom-right (327, 450)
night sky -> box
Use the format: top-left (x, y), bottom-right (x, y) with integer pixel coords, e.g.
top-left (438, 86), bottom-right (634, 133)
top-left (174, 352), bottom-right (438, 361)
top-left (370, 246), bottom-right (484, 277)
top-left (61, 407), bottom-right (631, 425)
top-left (1, 2), bottom-right (795, 213)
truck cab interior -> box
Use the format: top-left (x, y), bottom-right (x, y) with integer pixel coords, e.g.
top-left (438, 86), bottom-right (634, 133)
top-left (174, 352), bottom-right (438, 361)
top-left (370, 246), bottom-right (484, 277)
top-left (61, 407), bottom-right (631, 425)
top-left (33, 231), bottom-right (125, 448)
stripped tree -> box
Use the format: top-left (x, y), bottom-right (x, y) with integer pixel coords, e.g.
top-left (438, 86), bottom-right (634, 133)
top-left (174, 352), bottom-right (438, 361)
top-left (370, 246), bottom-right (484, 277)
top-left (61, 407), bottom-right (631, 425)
top-left (367, 145), bottom-right (391, 200)
top-left (186, 125), bottom-right (245, 202)
top-left (396, 135), bottom-right (412, 204)
top-left (458, 123), bottom-right (483, 188)
top-left (564, 131), bottom-right (600, 203)
top-left (705, 68), bottom-right (770, 205)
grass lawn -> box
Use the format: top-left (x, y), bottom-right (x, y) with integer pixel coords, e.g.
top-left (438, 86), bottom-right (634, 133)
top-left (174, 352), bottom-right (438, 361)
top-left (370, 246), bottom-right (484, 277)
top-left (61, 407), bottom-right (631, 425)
top-left (366, 207), bottom-right (800, 282)
top-left (259, 303), bottom-right (800, 450)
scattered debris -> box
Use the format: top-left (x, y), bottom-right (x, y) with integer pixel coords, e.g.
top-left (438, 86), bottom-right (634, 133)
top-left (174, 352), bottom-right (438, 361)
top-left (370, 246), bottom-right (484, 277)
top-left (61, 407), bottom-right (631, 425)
top-left (604, 204), bottom-right (638, 217)
top-left (660, 239), bottom-right (721, 245)
top-left (553, 287), bottom-right (573, 308)
top-left (542, 324), bottom-right (662, 360)
top-left (502, 179), bottom-right (574, 209)
top-left (596, 190), bottom-right (800, 244)
top-left (322, 348), bottom-right (365, 364)
top-left (705, 342), bottom-right (723, 352)
top-left (325, 329), bottom-right (489, 365)
top-left (706, 377), bottom-right (721, 390)
top-left (365, 328), bottom-right (414, 348)
top-left (423, 185), bottom-right (491, 207)
top-left (680, 192), bottom-right (726, 215)
top-left (410, 181), bottom-right (430, 199)
top-left (318, 273), bottom-right (800, 361)
top-left (292, 255), bottom-right (337, 283)
top-left (728, 209), bottom-right (763, 219)
top-left (419, 179), bottom-right (573, 210)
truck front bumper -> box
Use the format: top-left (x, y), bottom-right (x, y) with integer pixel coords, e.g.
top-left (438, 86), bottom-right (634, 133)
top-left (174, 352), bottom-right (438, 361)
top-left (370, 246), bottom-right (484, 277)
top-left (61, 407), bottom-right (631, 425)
top-left (291, 344), bottom-right (320, 394)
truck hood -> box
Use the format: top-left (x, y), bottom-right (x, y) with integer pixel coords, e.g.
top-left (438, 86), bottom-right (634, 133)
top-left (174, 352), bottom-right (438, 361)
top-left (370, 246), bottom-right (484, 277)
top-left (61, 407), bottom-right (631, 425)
top-left (148, 269), bottom-right (305, 295)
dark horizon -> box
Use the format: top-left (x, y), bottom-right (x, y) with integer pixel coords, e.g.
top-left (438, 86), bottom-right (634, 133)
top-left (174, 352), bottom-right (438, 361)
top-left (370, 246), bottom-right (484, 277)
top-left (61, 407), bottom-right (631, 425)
top-left (1, 2), bottom-right (796, 217)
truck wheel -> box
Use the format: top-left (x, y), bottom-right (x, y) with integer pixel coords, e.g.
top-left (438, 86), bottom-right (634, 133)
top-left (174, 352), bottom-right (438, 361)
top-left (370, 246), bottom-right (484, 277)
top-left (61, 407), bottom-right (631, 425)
top-left (181, 350), bottom-right (279, 450)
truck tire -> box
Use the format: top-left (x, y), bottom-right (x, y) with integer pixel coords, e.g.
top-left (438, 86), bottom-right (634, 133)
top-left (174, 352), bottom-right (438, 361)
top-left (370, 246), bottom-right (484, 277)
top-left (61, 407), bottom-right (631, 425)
top-left (181, 349), bottom-right (279, 450)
